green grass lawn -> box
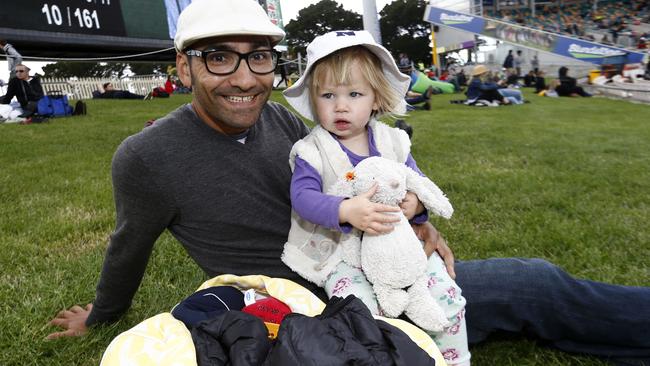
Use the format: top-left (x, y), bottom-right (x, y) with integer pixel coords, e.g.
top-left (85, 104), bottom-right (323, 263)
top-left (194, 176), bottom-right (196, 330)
top-left (1, 91), bottom-right (648, 365)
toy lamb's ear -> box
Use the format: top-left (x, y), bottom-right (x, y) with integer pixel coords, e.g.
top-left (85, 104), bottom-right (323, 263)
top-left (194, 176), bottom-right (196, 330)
top-left (327, 170), bottom-right (356, 198)
top-left (404, 166), bottom-right (454, 219)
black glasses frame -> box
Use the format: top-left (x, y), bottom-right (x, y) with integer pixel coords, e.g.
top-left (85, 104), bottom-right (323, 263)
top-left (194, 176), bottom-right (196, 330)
top-left (185, 49), bottom-right (279, 76)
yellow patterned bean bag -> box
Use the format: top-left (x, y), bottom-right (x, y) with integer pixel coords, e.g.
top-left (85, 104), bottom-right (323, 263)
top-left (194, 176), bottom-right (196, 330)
top-left (101, 275), bottom-right (447, 366)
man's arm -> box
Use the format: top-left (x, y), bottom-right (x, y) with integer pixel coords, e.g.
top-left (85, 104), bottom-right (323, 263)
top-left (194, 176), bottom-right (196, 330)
top-left (47, 138), bottom-right (174, 338)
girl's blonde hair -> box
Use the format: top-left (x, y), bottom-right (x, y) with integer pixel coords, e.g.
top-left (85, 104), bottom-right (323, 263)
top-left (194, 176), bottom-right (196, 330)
top-left (308, 46), bottom-right (402, 120)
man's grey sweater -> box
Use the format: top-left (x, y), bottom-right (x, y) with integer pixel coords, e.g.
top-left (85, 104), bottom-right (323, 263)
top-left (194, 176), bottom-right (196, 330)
top-left (88, 102), bottom-right (311, 325)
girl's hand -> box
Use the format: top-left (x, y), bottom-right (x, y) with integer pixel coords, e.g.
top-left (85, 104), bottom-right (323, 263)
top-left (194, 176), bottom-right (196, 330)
top-left (339, 184), bottom-right (400, 235)
top-left (399, 191), bottom-right (425, 220)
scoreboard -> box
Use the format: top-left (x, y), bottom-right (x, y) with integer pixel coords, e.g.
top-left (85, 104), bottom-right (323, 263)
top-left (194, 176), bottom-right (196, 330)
top-left (0, 0), bottom-right (175, 60)
top-left (0, 1), bottom-right (285, 61)
top-left (4, 0), bottom-right (129, 37)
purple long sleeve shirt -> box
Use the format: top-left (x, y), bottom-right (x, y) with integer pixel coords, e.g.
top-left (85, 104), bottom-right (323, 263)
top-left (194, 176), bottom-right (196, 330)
top-left (290, 127), bottom-right (428, 233)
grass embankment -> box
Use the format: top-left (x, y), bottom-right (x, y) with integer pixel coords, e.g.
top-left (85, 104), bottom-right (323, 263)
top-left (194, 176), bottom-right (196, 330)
top-left (1, 91), bottom-right (648, 365)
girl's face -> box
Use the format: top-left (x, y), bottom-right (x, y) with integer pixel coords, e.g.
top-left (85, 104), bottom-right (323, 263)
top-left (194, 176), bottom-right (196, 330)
top-left (314, 60), bottom-right (378, 141)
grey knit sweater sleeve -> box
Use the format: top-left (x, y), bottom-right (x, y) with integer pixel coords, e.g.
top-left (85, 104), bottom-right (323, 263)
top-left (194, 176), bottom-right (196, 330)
top-left (86, 130), bottom-right (176, 325)
top-left (87, 102), bottom-right (311, 326)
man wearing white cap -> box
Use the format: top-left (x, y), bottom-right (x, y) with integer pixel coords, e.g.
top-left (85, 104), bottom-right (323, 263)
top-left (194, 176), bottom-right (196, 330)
top-left (46, 2), bottom-right (650, 365)
top-left (47, 0), bottom-right (312, 338)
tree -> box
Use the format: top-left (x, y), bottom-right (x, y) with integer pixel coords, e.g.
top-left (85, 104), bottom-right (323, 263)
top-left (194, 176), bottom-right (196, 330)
top-left (41, 62), bottom-right (129, 78)
top-left (41, 61), bottom-right (171, 78)
top-left (128, 62), bottom-right (171, 76)
top-left (379, 0), bottom-right (432, 67)
top-left (283, 0), bottom-right (433, 68)
top-left (284, 0), bottom-right (362, 56)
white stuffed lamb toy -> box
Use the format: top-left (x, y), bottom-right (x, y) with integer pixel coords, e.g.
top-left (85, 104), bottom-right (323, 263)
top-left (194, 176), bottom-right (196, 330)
top-left (328, 156), bottom-right (454, 332)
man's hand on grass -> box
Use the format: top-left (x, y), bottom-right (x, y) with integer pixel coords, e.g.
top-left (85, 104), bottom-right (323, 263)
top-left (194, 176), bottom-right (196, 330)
top-left (46, 303), bottom-right (92, 339)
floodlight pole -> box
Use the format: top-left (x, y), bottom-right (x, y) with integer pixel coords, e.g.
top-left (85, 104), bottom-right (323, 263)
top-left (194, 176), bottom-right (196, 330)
top-left (362, 0), bottom-right (382, 44)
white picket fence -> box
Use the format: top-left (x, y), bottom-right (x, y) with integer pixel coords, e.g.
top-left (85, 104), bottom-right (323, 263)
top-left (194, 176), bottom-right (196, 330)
top-left (40, 75), bottom-right (166, 100)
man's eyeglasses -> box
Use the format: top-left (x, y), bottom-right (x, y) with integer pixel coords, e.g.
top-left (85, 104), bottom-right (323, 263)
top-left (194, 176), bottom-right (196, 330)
top-left (15, 70), bottom-right (27, 73)
top-left (185, 49), bottom-right (278, 76)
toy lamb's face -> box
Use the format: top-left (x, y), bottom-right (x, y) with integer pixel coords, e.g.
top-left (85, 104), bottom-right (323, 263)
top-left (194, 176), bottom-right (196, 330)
top-left (351, 158), bottom-right (407, 206)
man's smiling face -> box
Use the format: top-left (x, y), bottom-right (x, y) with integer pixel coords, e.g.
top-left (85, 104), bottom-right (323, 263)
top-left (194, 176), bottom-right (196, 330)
top-left (177, 35), bottom-right (275, 135)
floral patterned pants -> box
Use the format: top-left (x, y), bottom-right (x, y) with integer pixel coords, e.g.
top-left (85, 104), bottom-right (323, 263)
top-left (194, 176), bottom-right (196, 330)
top-left (324, 253), bottom-right (471, 366)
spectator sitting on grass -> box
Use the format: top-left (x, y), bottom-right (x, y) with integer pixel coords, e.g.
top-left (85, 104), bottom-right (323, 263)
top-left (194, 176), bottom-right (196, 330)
top-left (174, 78), bottom-right (192, 93)
top-left (0, 64), bottom-right (44, 117)
top-left (399, 63), bottom-right (434, 111)
top-left (164, 75), bottom-right (175, 95)
top-left (466, 65), bottom-right (510, 105)
top-left (523, 70), bottom-right (536, 87)
top-left (494, 72), bottom-right (525, 104)
top-left (538, 78), bottom-right (560, 97)
top-left (92, 82), bottom-right (151, 100)
top-left (534, 70), bottom-right (547, 93)
top-left (556, 66), bottom-right (592, 97)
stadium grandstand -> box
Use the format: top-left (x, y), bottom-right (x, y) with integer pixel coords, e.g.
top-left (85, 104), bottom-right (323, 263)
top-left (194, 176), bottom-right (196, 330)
top-left (482, 0), bottom-right (650, 50)
top-left (427, 0), bottom-right (650, 102)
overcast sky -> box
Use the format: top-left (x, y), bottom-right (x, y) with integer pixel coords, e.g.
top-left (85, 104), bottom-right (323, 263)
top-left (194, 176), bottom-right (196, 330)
top-left (0, 0), bottom-right (395, 82)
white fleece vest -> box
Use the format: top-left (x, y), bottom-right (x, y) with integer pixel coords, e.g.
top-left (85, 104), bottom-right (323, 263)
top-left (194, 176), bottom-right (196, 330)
top-left (281, 120), bottom-right (411, 286)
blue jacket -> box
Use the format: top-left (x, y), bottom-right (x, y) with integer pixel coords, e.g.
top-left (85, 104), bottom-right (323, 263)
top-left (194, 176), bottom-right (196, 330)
top-left (466, 78), bottom-right (499, 100)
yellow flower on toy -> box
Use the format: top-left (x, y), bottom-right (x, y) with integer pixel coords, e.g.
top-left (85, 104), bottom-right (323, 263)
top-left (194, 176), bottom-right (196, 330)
top-left (345, 171), bottom-right (355, 181)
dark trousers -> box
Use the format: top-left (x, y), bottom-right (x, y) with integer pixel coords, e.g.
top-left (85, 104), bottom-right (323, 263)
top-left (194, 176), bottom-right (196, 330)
top-left (457, 258), bottom-right (650, 364)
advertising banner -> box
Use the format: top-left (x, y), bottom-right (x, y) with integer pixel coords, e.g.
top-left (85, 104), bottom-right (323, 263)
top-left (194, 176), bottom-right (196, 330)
top-left (424, 5), bottom-right (646, 65)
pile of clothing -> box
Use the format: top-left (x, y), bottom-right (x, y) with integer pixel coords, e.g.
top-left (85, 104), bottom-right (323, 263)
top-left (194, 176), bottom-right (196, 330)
top-left (101, 275), bottom-right (446, 366)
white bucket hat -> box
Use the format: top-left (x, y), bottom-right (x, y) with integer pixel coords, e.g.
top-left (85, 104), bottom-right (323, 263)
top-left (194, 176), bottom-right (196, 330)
top-left (174, 0), bottom-right (285, 52)
top-left (283, 30), bottom-right (410, 122)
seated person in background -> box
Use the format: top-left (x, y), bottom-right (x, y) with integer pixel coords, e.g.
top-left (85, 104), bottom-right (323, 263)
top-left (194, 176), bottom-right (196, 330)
top-left (523, 70), bottom-right (536, 87)
top-left (164, 76), bottom-right (175, 95)
top-left (493, 72), bottom-right (524, 104)
top-left (174, 78), bottom-right (192, 94)
top-left (92, 82), bottom-right (149, 100)
top-left (505, 69), bottom-right (520, 87)
top-left (556, 66), bottom-right (592, 97)
top-left (0, 64), bottom-right (44, 117)
top-left (466, 65), bottom-right (508, 105)
top-left (173, 78), bottom-right (192, 93)
top-left (456, 69), bottom-right (467, 87)
top-left (399, 63), bottom-right (434, 111)
top-left (538, 79), bottom-right (560, 97)
top-left (405, 87), bottom-right (433, 110)
top-left (441, 65), bottom-right (463, 92)
top-left (534, 70), bottom-right (547, 93)
top-left (467, 65), bottom-right (524, 105)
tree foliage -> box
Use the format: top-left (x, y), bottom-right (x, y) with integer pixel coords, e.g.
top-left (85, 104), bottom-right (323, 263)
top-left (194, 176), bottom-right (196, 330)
top-left (284, 0), bottom-right (433, 66)
top-left (41, 62), bottom-right (129, 78)
top-left (128, 62), bottom-right (172, 76)
top-left (284, 0), bottom-right (362, 56)
top-left (379, 0), bottom-right (432, 65)
top-left (41, 61), bottom-right (171, 78)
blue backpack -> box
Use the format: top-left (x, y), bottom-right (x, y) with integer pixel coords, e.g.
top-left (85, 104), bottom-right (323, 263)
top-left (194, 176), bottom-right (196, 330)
top-left (37, 93), bottom-right (73, 117)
